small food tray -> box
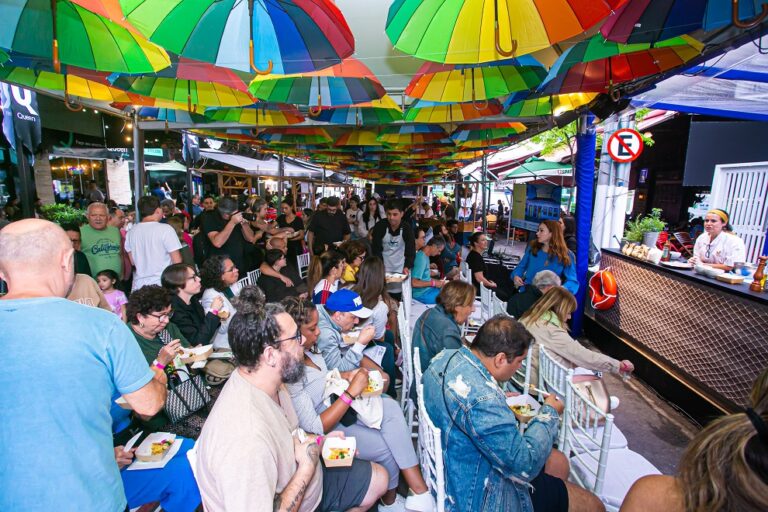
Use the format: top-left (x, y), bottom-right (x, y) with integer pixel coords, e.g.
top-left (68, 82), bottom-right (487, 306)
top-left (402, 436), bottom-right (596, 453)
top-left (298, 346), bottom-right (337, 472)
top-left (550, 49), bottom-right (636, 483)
top-left (659, 261), bottom-right (693, 269)
top-left (115, 396), bottom-right (132, 410)
top-left (341, 329), bottom-right (360, 345)
top-left (135, 432), bottom-right (176, 462)
top-left (322, 436), bottom-right (356, 468)
top-left (360, 370), bottom-right (384, 398)
top-left (716, 273), bottom-right (745, 284)
top-left (180, 344), bottom-right (213, 364)
top-left (506, 394), bottom-right (541, 424)
top-left (385, 273), bottom-right (407, 283)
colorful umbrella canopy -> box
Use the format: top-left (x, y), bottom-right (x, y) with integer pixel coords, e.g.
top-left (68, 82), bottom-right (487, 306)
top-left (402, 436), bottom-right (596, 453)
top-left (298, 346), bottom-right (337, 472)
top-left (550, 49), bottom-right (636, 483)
top-left (258, 127), bottom-right (332, 145)
top-left (405, 56), bottom-right (546, 103)
top-left (334, 130), bottom-right (384, 147)
top-left (504, 92), bottom-right (597, 117)
top-left (538, 35), bottom-right (704, 95)
top-left (109, 58), bottom-right (255, 110)
top-left (377, 124), bottom-right (447, 145)
top-left (404, 99), bottom-right (503, 123)
top-left (312, 96), bottom-right (403, 126)
top-left (386, 0), bottom-right (627, 63)
top-left (248, 58), bottom-right (386, 108)
top-left (601, 0), bottom-right (768, 45)
top-left (0, 0), bottom-right (170, 73)
top-left (138, 107), bottom-right (209, 124)
top-left (117, 0), bottom-right (354, 74)
top-left (205, 103), bottom-right (305, 126)
top-left (451, 121), bottom-right (526, 144)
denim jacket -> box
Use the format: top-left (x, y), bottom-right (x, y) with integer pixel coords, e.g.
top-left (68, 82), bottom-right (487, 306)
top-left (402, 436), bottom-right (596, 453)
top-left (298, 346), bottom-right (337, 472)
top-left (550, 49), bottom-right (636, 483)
top-left (423, 347), bottom-right (560, 512)
top-left (412, 304), bottom-right (462, 374)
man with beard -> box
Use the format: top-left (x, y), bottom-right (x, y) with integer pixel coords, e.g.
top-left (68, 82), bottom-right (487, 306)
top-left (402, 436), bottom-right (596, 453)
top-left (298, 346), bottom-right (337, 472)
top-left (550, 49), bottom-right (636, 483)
top-left (0, 219), bottom-right (167, 511)
top-left (195, 299), bottom-right (387, 512)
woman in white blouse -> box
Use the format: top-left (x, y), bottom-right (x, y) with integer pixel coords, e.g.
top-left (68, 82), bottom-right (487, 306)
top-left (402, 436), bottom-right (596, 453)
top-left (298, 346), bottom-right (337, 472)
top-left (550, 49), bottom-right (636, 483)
top-left (199, 255), bottom-right (240, 349)
top-left (690, 209), bottom-right (746, 272)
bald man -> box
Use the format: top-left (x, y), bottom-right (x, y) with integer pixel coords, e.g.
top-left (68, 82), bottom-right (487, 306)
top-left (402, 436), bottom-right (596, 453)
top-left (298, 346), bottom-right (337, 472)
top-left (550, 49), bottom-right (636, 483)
top-left (0, 219), bottom-right (167, 511)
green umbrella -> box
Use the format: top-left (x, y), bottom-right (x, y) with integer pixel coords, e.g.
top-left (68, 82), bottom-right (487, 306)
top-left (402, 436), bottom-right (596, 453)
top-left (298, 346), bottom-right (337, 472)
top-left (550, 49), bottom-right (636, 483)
top-left (0, 0), bottom-right (170, 73)
top-left (498, 157), bottom-right (572, 182)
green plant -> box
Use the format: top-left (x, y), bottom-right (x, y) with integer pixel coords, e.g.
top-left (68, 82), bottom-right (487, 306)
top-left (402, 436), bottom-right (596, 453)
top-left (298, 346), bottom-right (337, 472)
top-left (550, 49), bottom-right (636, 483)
top-left (624, 208), bottom-right (667, 242)
top-left (39, 203), bottom-right (87, 226)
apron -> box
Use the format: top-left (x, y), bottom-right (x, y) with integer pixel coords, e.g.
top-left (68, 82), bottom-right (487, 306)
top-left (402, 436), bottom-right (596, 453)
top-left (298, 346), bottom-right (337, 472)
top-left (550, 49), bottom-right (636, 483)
top-left (382, 226), bottom-right (406, 293)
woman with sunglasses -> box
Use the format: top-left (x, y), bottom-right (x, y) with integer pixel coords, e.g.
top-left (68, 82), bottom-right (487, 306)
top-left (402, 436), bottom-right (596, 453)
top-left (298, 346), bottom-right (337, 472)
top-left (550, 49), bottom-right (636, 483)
top-left (162, 263), bottom-right (226, 346)
top-left (200, 255), bottom-right (240, 349)
top-left (690, 209), bottom-right (746, 272)
top-left (282, 297), bottom-right (436, 512)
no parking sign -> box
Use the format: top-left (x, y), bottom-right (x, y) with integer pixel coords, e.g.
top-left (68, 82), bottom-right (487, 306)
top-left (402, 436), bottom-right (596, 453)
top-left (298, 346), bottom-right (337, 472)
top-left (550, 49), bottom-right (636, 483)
top-left (607, 128), bottom-right (643, 163)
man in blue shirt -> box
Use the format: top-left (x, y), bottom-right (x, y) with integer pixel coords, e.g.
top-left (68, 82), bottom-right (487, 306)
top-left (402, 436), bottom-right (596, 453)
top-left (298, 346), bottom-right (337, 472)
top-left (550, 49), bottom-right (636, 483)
top-left (0, 219), bottom-right (167, 511)
top-left (412, 235), bottom-right (446, 304)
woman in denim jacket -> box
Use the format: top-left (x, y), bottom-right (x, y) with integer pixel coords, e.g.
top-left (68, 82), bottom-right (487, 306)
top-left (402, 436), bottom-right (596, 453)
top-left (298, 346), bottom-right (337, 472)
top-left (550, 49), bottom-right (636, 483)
top-left (423, 315), bottom-right (604, 512)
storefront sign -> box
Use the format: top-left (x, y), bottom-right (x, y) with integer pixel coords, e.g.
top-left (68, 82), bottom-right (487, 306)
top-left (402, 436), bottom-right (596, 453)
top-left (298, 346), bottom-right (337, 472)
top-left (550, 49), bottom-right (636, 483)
top-left (607, 128), bottom-right (643, 163)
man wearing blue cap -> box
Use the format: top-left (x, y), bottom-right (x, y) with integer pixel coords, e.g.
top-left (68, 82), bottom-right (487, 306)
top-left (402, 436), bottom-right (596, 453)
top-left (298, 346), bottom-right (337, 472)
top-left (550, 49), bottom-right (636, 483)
top-left (317, 289), bottom-right (377, 372)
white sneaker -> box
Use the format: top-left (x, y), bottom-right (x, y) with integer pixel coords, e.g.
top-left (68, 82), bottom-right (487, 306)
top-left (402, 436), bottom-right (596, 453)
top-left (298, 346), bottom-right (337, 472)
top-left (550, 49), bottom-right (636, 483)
top-left (610, 395), bottom-right (621, 410)
top-left (405, 491), bottom-right (436, 512)
top-left (379, 494), bottom-right (407, 512)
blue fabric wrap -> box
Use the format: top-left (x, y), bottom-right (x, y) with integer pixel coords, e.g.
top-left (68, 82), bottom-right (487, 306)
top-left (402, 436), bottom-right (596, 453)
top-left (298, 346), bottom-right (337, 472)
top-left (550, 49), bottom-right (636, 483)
top-left (572, 113), bottom-right (596, 336)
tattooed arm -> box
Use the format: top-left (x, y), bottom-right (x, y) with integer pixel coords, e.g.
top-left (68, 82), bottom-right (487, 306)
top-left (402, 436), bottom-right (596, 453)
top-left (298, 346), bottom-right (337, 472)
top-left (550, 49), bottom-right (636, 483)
top-left (273, 437), bottom-right (320, 512)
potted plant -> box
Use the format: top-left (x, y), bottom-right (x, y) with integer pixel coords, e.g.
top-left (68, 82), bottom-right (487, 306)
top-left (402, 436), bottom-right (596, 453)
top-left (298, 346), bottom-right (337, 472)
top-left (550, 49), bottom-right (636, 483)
top-left (39, 204), bottom-right (87, 226)
top-left (624, 208), bottom-right (667, 247)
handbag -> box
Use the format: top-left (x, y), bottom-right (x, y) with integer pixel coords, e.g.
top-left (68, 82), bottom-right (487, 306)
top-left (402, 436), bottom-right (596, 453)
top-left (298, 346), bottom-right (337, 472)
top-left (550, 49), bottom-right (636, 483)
top-left (572, 374), bottom-right (611, 419)
top-left (165, 367), bottom-right (211, 424)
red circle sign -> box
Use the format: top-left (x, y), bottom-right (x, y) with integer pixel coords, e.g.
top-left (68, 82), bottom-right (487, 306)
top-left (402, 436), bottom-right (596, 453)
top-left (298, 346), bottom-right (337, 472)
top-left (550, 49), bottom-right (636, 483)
top-left (607, 128), bottom-right (644, 163)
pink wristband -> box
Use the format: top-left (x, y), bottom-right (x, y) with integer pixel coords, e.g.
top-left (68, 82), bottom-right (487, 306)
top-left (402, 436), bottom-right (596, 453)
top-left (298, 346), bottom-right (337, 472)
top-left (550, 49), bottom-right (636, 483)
top-left (339, 393), bottom-right (353, 406)
top-left (316, 436), bottom-right (324, 446)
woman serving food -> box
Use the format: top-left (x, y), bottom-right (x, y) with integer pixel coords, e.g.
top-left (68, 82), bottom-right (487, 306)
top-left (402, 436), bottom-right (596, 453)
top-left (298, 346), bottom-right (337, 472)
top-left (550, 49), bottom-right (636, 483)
top-left (690, 209), bottom-right (746, 272)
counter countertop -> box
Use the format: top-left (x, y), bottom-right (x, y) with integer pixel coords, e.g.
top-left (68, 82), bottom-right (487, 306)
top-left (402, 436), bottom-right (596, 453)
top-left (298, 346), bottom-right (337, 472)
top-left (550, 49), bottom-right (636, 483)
top-left (602, 248), bottom-right (768, 305)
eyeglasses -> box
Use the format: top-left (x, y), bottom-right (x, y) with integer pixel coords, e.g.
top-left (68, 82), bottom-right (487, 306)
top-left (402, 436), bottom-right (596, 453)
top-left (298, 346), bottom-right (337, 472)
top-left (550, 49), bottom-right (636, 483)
top-left (147, 311), bottom-right (173, 321)
top-left (274, 330), bottom-right (303, 346)
top-left (223, 266), bottom-right (237, 274)
top-left (186, 272), bottom-right (200, 281)
top-left (705, 243), bottom-right (712, 259)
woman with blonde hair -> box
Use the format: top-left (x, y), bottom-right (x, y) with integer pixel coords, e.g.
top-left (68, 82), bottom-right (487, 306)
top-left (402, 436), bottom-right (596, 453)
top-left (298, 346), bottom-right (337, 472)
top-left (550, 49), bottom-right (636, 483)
top-left (519, 286), bottom-right (633, 387)
top-left (511, 219), bottom-right (578, 294)
top-left (621, 368), bottom-right (768, 512)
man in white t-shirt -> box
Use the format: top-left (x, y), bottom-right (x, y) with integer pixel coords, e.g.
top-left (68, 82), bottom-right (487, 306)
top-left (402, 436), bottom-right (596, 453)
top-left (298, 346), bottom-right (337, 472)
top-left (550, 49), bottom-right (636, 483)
top-left (195, 301), bottom-right (387, 511)
top-left (125, 196), bottom-right (182, 291)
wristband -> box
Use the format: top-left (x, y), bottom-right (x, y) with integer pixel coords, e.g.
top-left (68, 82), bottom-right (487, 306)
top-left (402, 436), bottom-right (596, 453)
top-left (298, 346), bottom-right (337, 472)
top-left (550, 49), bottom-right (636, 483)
top-left (430, 279), bottom-right (435, 287)
top-left (316, 436), bottom-right (324, 446)
top-left (152, 360), bottom-right (166, 370)
top-left (339, 393), bottom-right (353, 406)
top-left (211, 309), bottom-right (219, 316)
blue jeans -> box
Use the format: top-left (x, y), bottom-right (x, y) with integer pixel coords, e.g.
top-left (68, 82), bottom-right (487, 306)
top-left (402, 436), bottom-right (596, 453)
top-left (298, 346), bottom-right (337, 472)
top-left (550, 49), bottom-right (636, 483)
top-left (121, 438), bottom-right (201, 512)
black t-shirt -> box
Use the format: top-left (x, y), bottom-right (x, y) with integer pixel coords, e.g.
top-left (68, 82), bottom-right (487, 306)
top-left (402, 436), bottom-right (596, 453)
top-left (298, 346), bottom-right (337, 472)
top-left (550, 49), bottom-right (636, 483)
top-left (466, 250), bottom-right (486, 294)
top-left (277, 214), bottom-right (305, 262)
top-left (308, 211), bottom-right (350, 254)
top-left (201, 211), bottom-right (248, 273)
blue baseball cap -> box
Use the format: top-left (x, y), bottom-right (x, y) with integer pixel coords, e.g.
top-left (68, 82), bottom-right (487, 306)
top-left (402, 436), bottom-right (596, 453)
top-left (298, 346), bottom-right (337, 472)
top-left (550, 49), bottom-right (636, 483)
top-left (325, 289), bottom-right (372, 318)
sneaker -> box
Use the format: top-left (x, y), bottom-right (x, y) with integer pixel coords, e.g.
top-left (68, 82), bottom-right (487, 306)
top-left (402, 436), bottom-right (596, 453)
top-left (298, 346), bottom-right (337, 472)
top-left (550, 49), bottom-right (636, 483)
top-left (405, 491), bottom-right (436, 512)
top-left (610, 395), bottom-right (621, 410)
top-left (378, 494), bottom-right (406, 512)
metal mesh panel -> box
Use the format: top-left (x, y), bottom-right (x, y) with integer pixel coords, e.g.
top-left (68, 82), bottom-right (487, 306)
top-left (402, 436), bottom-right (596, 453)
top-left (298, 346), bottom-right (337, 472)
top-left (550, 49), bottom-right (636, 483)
top-left (595, 253), bottom-right (768, 409)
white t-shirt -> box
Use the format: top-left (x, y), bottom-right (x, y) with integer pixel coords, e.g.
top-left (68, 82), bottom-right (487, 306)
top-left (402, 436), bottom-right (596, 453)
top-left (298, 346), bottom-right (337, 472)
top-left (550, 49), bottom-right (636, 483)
top-left (693, 231), bottom-right (746, 267)
top-left (125, 221), bottom-right (182, 291)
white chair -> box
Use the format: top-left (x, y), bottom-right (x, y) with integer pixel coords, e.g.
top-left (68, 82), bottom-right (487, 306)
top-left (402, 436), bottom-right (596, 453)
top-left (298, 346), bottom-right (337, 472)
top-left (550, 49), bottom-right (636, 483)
top-left (229, 277), bottom-right (250, 296)
top-left (538, 345), bottom-right (570, 399)
top-left (479, 283), bottom-right (493, 321)
top-left (297, 252), bottom-right (310, 279)
top-left (401, 277), bottom-right (413, 327)
top-left (398, 303), bottom-right (417, 439)
top-left (459, 262), bottom-right (472, 284)
top-left (247, 269), bottom-right (261, 285)
top-left (507, 346), bottom-right (533, 394)
top-left (413, 347), bottom-right (424, 394)
top-left (563, 375), bottom-right (661, 511)
top-left (417, 383), bottom-right (446, 512)
top-left (491, 293), bottom-right (508, 317)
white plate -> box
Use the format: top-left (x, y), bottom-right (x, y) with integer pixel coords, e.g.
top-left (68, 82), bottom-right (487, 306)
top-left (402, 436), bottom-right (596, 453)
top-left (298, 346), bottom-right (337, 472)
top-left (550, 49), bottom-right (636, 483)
top-left (659, 261), bottom-right (693, 269)
top-left (127, 438), bottom-right (182, 471)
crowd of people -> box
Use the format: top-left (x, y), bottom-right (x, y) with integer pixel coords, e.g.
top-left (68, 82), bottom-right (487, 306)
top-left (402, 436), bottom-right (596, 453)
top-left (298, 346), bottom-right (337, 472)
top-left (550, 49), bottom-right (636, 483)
top-left (1, 188), bottom-right (766, 512)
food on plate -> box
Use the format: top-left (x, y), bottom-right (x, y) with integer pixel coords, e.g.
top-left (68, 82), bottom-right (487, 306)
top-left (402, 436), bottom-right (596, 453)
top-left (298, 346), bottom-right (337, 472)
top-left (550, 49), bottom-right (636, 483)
top-left (364, 377), bottom-right (382, 394)
top-left (509, 404), bottom-right (535, 417)
top-left (150, 439), bottom-right (173, 456)
top-left (326, 447), bottom-right (351, 460)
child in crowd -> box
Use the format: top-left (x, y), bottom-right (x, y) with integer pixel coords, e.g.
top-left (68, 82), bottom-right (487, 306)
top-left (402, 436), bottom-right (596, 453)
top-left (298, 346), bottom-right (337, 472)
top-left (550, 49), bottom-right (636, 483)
top-left (96, 269), bottom-right (128, 321)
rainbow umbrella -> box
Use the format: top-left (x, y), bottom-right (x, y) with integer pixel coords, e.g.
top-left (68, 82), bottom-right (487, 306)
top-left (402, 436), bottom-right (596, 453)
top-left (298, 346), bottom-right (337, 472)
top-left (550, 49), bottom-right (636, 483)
top-left (138, 107), bottom-right (209, 124)
top-left (405, 56), bottom-right (546, 103)
top-left (602, 0), bottom-right (768, 45)
top-left (404, 99), bottom-right (502, 123)
top-left (116, 0), bottom-right (354, 75)
top-left (377, 124), bottom-right (448, 145)
top-left (386, 0), bottom-right (627, 63)
top-left (312, 96), bottom-right (402, 126)
top-left (249, 58), bottom-right (386, 109)
top-left (538, 34), bottom-right (704, 96)
top-left (0, 0), bottom-right (169, 73)
top-left (109, 58), bottom-right (255, 110)
top-left (257, 127), bottom-right (332, 145)
top-left (334, 130), bottom-right (384, 147)
top-left (451, 122), bottom-right (527, 143)
top-left (504, 92), bottom-right (598, 117)
top-left (205, 103), bottom-right (304, 126)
